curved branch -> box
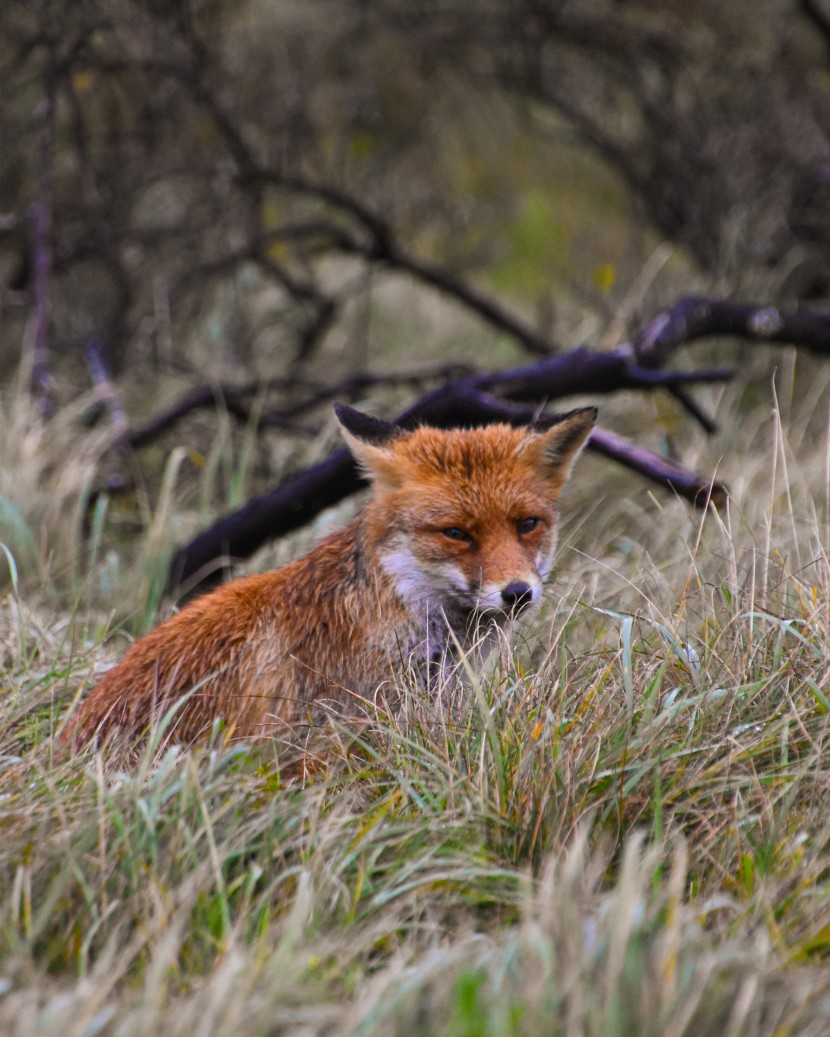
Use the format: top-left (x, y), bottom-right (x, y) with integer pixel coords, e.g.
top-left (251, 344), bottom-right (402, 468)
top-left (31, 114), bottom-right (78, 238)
top-left (801, 0), bottom-right (830, 59)
top-left (245, 167), bottom-right (557, 357)
top-left (118, 346), bottom-right (730, 454)
top-left (634, 296), bottom-right (830, 369)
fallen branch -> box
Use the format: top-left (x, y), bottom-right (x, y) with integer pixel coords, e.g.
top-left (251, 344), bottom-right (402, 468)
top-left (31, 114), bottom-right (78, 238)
top-left (587, 426), bottom-right (724, 509)
top-left (634, 296), bottom-right (830, 368)
top-left (119, 349), bottom-right (728, 454)
top-left (472, 347), bottom-right (729, 431)
top-left (121, 361), bottom-right (477, 449)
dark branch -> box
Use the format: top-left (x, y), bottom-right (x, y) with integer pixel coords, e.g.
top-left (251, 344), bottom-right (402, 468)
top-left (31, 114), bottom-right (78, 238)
top-left (121, 361), bottom-right (478, 450)
top-left (117, 348), bottom-right (729, 454)
top-left (665, 385), bottom-right (718, 435)
top-left (472, 346), bottom-right (731, 404)
top-left (800, 0), bottom-right (830, 59)
top-left (634, 296), bottom-right (830, 369)
top-left (245, 168), bottom-right (557, 357)
top-left (588, 426), bottom-right (725, 509)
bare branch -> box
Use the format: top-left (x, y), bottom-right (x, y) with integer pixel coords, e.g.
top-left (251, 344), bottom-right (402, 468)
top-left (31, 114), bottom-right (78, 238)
top-left (120, 348), bottom-right (728, 453)
top-left (801, 0), bottom-right (830, 58)
top-left (245, 168), bottom-right (558, 357)
top-left (121, 361), bottom-right (477, 450)
top-left (588, 427), bottom-right (725, 510)
top-left (473, 347), bottom-right (731, 404)
top-left (634, 296), bottom-right (830, 369)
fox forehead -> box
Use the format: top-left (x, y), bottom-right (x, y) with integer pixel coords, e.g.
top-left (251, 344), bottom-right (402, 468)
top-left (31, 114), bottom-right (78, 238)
top-left (382, 424), bottom-right (560, 523)
top-left (399, 481), bottom-right (556, 528)
top-left (389, 423), bottom-right (532, 475)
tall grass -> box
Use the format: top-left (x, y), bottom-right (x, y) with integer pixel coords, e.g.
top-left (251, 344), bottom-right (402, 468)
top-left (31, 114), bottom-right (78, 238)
top-left (2, 354), bottom-right (830, 1034)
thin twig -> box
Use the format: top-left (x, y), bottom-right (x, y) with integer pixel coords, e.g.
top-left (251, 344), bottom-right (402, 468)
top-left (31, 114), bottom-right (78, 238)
top-left (30, 49), bottom-right (56, 415)
top-left (85, 338), bottom-right (129, 433)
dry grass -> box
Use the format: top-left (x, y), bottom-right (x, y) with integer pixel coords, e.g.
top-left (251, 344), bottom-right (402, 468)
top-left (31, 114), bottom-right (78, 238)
top-left (2, 348), bottom-right (830, 1035)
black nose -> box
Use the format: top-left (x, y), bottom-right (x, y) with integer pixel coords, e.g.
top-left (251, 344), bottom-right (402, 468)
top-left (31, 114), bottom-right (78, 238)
top-left (501, 581), bottom-right (534, 611)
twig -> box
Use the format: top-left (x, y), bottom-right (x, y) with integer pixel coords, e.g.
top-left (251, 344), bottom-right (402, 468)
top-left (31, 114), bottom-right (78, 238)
top-left (30, 51), bottom-right (56, 415)
top-left (801, 0), bottom-right (830, 59)
top-left (121, 361), bottom-right (477, 449)
top-left (85, 338), bottom-right (128, 433)
top-left (665, 384), bottom-right (718, 435)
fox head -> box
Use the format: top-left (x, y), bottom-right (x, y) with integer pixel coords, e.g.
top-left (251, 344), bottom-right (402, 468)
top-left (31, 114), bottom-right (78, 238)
top-left (336, 404), bottom-right (596, 633)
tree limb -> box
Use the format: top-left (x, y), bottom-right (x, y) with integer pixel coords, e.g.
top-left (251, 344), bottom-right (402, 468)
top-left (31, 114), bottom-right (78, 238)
top-left (634, 296), bottom-right (830, 369)
top-left (800, 0), bottom-right (830, 59)
top-left (120, 361), bottom-right (478, 450)
top-left (118, 348), bottom-right (729, 454)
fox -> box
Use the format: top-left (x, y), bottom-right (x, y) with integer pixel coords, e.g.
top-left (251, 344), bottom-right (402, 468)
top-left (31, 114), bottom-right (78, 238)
top-left (60, 403), bottom-right (596, 751)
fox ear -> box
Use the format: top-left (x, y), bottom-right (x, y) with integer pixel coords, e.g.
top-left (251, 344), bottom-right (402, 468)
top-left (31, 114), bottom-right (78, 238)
top-left (334, 404), bottom-right (400, 445)
top-left (529, 406), bottom-right (597, 481)
top-left (334, 403), bottom-right (402, 484)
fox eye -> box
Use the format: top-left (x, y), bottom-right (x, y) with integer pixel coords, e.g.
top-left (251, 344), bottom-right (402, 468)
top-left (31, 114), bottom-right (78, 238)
top-left (441, 526), bottom-right (474, 544)
top-left (517, 517), bottom-right (541, 536)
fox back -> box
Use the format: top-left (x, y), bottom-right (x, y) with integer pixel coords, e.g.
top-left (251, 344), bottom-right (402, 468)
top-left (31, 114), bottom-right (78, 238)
top-left (61, 404), bottom-right (596, 750)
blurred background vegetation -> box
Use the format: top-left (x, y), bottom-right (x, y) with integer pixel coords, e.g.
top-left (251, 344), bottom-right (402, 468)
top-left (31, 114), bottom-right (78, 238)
top-left (5, 0), bottom-right (830, 391)
top-left (3, 0), bottom-right (830, 608)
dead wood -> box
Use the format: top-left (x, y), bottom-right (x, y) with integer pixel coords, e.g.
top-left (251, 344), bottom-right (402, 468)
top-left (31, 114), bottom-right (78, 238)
top-left (634, 296), bottom-right (830, 368)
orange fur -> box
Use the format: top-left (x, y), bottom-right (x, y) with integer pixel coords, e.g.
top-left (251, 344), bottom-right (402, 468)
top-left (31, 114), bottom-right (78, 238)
top-left (61, 406), bottom-right (596, 750)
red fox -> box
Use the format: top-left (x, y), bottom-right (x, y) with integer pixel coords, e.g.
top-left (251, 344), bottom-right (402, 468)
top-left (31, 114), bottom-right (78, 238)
top-left (61, 404), bottom-right (596, 750)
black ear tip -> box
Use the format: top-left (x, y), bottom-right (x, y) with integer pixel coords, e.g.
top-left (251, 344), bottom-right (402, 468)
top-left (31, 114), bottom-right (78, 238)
top-left (533, 405), bottom-right (598, 433)
top-left (332, 402), bottom-right (356, 424)
top-left (334, 403), bottom-right (400, 445)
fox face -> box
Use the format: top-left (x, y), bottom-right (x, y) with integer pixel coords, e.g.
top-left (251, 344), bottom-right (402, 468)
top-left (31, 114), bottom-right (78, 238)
top-left (337, 406), bottom-right (597, 637)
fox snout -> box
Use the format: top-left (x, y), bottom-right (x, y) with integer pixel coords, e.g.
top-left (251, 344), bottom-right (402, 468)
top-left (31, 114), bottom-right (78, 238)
top-left (500, 580), bottom-right (535, 611)
top-left (476, 576), bottom-right (541, 618)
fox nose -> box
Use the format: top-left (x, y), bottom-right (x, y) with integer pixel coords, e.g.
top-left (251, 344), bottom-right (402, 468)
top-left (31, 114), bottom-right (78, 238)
top-left (501, 581), bottom-right (534, 612)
